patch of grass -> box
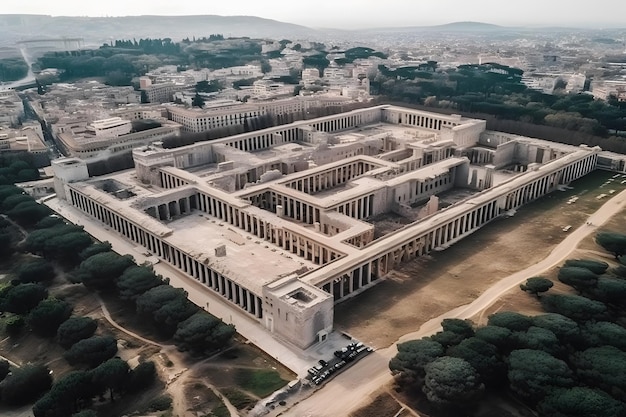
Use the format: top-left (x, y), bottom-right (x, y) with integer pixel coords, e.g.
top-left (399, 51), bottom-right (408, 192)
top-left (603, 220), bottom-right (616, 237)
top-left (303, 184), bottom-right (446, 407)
top-left (221, 388), bottom-right (256, 410)
top-left (235, 368), bottom-right (288, 398)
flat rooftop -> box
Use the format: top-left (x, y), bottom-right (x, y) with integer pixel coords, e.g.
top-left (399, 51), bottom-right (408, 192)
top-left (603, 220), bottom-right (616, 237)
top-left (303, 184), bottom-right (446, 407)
top-left (165, 212), bottom-right (316, 295)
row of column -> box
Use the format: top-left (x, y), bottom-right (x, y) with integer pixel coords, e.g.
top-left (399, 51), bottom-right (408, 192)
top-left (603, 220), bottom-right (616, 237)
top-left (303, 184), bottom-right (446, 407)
top-left (161, 242), bottom-right (262, 318)
top-left (278, 230), bottom-right (340, 264)
top-left (68, 188), bottom-right (263, 319)
top-left (401, 112), bottom-right (446, 131)
top-left (322, 261), bottom-right (380, 300)
top-left (335, 194), bottom-right (375, 220)
top-left (312, 115), bottom-right (356, 133)
top-left (146, 196), bottom-right (196, 221)
top-left (285, 161), bottom-right (373, 194)
top-left (160, 171), bottom-right (189, 189)
top-left (275, 193), bottom-right (320, 224)
top-left (317, 153), bottom-right (600, 302)
top-left (226, 127), bottom-right (299, 152)
top-left (196, 191), bottom-right (340, 265)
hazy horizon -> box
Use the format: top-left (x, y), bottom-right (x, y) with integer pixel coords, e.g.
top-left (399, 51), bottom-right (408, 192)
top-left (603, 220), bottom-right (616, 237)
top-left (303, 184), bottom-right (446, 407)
top-left (3, 0), bottom-right (626, 29)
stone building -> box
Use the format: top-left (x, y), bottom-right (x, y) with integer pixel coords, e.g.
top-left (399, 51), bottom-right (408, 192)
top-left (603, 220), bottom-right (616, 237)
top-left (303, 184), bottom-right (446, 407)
top-left (52, 105), bottom-right (621, 349)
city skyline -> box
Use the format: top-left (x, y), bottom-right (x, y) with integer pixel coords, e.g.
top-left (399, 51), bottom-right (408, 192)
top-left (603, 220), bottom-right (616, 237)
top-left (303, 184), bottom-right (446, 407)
top-left (3, 0), bottom-right (626, 29)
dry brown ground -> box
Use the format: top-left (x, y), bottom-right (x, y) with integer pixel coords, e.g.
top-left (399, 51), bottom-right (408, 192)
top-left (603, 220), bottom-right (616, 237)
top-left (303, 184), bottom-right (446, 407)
top-left (335, 170), bottom-right (626, 348)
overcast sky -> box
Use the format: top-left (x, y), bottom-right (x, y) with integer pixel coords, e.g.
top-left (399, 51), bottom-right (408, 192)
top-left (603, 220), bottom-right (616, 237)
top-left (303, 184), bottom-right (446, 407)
top-left (3, 0), bottom-right (625, 29)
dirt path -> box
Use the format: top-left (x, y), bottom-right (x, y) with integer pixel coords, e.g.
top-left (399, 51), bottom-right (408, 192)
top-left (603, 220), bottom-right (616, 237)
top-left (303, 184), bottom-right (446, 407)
top-left (93, 295), bottom-right (239, 417)
top-left (283, 189), bottom-right (626, 417)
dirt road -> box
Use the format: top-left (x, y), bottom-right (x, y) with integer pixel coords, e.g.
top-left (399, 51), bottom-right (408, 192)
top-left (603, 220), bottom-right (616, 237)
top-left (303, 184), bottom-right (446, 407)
top-left (284, 189), bottom-right (626, 417)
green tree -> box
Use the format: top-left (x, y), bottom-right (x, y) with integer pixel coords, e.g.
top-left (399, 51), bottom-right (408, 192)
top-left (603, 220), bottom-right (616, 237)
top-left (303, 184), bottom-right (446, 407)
top-left (77, 251), bottom-right (134, 289)
top-left (474, 325), bottom-right (512, 351)
top-left (563, 259), bottom-right (609, 275)
top-left (389, 339), bottom-right (444, 383)
top-left (33, 370), bottom-right (95, 417)
top-left (540, 294), bottom-right (607, 322)
top-left (116, 266), bottom-right (162, 300)
top-left (64, 336), bottom-right (118, 367)
top-left (532, 313), bottom-right (580, 343)
top-left (7, 201), bottom-right (51, 226)
top-left (45, 232), bottom-right (94, 265)
top-left (127, 361), bottom-right (157, 392)
top-left (35, 216), bottom-right (66, 229)
top-left (16, 258), bottom-right (56, 283)
top-left (28, 298), bottom-right (73, 337)
top-left (596, 232), bottom-right (626, 258)
top-left (507, 349), bottom-right (575, 403)
top-left (422, 356), bottom-right (484, 409)
top-left (57, 316), bottom-right (98, 349)
top-left (24, 224), bottom-right (84, 254)
top-left (571, 346), bottom-right (626, 399)
top-left (591, 276), bottom-right (626, 306)
top-left (487, 311), bottom-right (533, 331)
top-left (174, 312), bottom-right (235, 353)
top-left (1, 193), bottom-right (35, 212)
top-left (0, 363), bottom-right (52, 405)
top-left (447, 337), bottom-right (504, 384)
top-left (557, 267), bottom-right (598, 293)
top-left (538, 387), bottom-right (624, 417)
top-left (0, 283), bottom-right (48, 314)
top-left (580, 321), bottom-right (626, 350)
top-left (511, 326), bottom-right (561, 355)
top-left (520, 277), bottom-right (554, 297)
top-left (79, 242), bottom-right (112, 260)
top-left (91, 357), bottom-right (130, 401)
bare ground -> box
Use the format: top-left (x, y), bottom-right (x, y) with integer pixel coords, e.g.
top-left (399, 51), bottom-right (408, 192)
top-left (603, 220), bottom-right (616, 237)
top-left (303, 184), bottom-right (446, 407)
top-left (335, 170), bottom-right (626, 348)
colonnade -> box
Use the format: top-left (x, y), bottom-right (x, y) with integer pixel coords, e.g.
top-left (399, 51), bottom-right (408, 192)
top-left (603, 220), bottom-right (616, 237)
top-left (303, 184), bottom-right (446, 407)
top-left (224, 126), bottom-right (299, 152)
top-left (334, 194), bottom-right (375, 220)
top-left (283, 161), bottom-right (377, 194)
top-left (68, 188), bottom-right (263, 319)
top-left (308, 108), bottom-right (381, 133)
top-left (196, 190), bottom-right (342, 265)
top-left (145, 195), bottom-right (197, 221)
top-left (309, 151), bottom-right (599, 302)
top-left (160, 171), bottom-right (190, 189)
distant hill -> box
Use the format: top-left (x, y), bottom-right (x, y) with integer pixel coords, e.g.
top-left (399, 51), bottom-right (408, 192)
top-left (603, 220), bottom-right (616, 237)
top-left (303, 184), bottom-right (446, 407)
top-left (358, 21), bottom-right (515, 34)
top-left (427, 21), bottom-right (505, 31)
top-left (0, 14), bottom-right (318, 46)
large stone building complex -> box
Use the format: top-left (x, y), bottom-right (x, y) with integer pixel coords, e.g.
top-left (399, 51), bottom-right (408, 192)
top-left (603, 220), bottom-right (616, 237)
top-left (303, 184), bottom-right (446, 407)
top-left (51, 105), bottom-right (626, 349)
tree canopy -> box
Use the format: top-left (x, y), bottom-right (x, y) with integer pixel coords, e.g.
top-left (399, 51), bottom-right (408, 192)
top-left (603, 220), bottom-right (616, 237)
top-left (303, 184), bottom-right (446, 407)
top-left (173, 312), bottom-right (235, 353)
top-left (28, 298), bottom-right (73, 337)
top-left (520, 277), bottom-right (554, 297)
top-left (423, 356), bottom-right (484, 409)
top-left (116, 266), bottom-right (163, 300)
top-left (0, 363), bottom-right (52, 406)
top-left (389, 339), bottom-right (444, 383)
top-left (596, 232), bottom-right (626, 258)
top-left (77, 251), bottom-right (135, 289)
top-left (507, 349), bottom-right (575, 403)
top-left (64, 336), bottom-right (118, 368)
top-left (57, 316), bottom-right (98, 349)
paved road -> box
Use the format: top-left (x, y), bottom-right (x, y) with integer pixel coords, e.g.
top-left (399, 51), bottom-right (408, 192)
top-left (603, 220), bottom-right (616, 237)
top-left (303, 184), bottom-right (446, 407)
top-left (285, 189), bottom-right (626, 417)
